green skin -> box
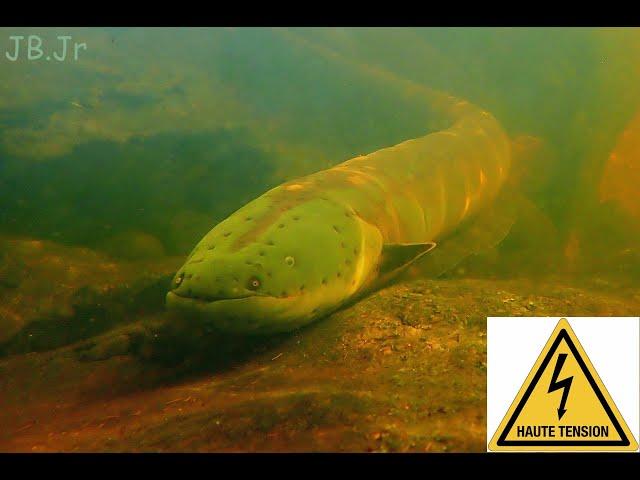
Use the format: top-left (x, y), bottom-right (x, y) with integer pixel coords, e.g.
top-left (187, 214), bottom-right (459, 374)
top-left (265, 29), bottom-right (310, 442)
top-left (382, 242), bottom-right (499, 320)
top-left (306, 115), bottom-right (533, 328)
top-left (166, 101), bottom-right (511, 334)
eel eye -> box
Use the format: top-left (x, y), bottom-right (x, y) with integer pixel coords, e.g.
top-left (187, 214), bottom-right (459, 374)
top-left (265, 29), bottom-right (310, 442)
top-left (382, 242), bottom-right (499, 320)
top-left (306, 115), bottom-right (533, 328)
top-left (247, 276), bottom-right (261, 290)
top-left (175, 272), bottom-right (184, 287)
top-left (284, 256), bottom-right (295, 267)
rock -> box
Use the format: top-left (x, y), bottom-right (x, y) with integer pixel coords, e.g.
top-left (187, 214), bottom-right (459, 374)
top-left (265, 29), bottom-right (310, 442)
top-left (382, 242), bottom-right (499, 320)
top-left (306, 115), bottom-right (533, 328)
top-left (0, 235), bottom-right (179, 354)
top-left (2, 276), bottom-right (640, 452)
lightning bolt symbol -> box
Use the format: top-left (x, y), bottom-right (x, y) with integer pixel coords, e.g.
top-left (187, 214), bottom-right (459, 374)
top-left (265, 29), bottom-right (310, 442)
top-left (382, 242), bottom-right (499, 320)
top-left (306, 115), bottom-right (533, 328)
top-left (548, 353), bottom-right (573, 420)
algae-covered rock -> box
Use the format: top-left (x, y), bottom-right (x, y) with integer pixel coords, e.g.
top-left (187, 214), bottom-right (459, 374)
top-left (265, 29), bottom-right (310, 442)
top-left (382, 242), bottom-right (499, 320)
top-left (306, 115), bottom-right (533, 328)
top-left (0, 235), bottom-right (180, 353)
top-left (0, 276), bottom-right (170, 357)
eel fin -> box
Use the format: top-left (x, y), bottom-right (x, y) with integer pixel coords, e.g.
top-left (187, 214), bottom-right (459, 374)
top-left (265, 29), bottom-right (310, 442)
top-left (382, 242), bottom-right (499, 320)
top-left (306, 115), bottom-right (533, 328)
top-left (414, 190), bottom-right (520, 279)
top-left (379, 242), bottom-right (437, 278)
top-left (349, 241), bottom-right (437, 304)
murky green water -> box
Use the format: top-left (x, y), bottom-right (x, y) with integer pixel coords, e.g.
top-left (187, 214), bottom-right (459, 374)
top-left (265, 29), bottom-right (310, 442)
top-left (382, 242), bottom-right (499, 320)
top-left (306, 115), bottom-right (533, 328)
top-left (1, 28), bottom-right (638, 262)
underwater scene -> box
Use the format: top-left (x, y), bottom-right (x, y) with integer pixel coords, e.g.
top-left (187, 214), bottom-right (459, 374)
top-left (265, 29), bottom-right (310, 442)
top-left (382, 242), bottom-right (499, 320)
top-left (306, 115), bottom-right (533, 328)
top-left (1, 27), bottom-right (640, 452)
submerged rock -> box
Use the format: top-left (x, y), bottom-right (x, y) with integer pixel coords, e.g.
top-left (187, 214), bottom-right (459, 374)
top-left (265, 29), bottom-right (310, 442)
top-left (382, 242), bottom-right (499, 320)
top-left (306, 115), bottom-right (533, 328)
top-left (0, 235), bottom-right (180, 354)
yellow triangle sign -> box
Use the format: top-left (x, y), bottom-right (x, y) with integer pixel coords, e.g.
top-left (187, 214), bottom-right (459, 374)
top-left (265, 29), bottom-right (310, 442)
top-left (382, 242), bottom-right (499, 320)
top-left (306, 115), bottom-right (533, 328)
top-left (489, 318), bottom-right (638, 451)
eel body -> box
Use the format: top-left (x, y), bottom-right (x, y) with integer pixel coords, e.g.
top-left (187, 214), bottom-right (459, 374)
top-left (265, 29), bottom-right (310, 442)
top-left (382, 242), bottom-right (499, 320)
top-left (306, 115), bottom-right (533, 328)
top-left (166, 99), bottom-right (511, 333)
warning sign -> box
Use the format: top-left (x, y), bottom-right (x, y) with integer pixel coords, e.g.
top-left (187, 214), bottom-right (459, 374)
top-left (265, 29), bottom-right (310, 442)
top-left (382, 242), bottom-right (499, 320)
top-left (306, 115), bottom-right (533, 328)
top-left (489, 318), bottom-right (639, 451)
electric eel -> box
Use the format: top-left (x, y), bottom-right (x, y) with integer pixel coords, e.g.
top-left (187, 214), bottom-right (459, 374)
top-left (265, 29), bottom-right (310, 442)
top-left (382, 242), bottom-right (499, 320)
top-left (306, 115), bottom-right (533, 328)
top-left (166, 88), bottom-right (512, 334)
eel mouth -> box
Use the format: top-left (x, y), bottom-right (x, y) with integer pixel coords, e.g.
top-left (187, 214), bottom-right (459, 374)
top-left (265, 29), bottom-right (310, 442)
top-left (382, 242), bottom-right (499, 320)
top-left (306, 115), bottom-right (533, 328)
top-left (165, 289), bottom-right (280, 306)
top-left (168, 290), bottom-right (254, 305)
top-left (165, 290), bottom-right (304, 334)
